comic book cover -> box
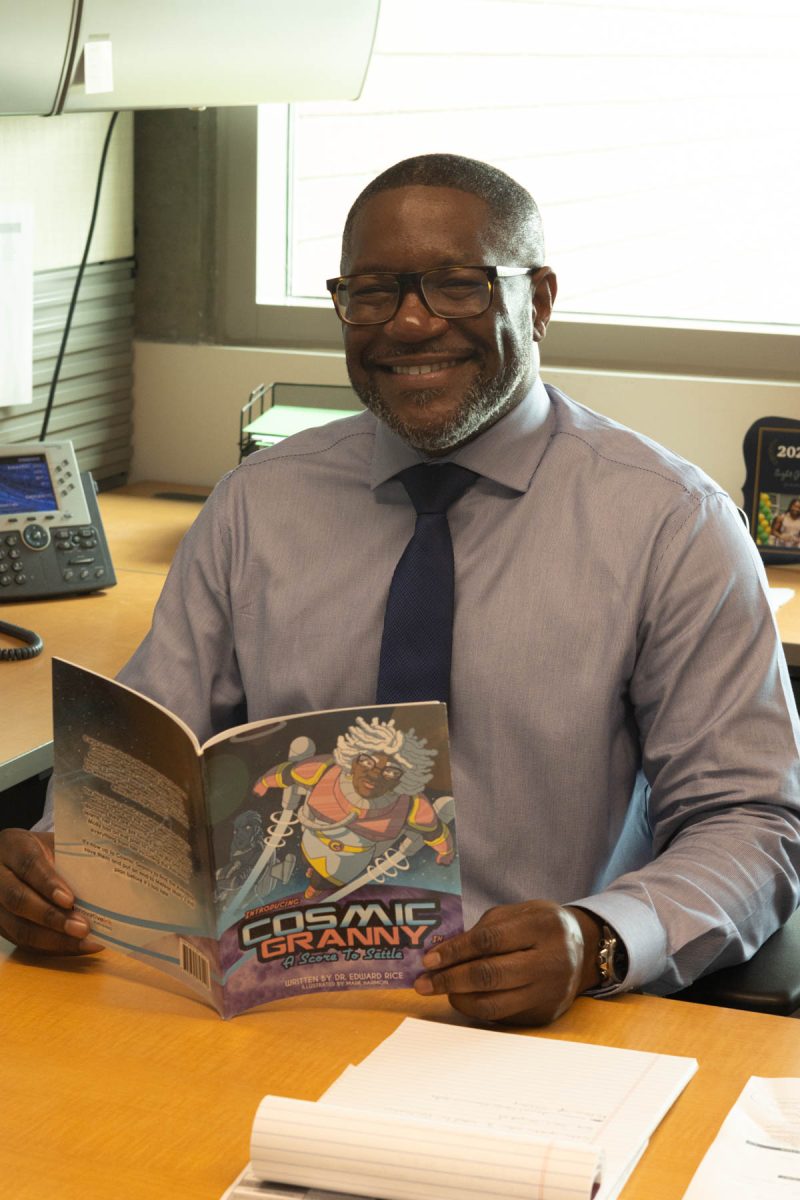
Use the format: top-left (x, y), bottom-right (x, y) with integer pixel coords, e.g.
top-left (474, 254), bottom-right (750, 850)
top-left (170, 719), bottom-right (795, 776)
top-left (52, 658), bottom-right (463, 1018)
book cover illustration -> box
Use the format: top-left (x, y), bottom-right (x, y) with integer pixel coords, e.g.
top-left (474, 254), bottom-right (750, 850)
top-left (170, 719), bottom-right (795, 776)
top-left (52, 659), bottom-right (463, 1018)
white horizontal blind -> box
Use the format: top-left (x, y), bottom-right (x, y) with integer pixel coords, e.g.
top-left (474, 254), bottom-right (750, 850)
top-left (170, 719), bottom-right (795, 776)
top-left (258, 0), bottom-right (800, 327)
top-left (0, 261), bottom-right (135, 486)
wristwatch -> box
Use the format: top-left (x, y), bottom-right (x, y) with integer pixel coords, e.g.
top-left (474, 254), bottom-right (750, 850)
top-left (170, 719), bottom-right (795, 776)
top-left (597, 923), bottom-right (628, 986)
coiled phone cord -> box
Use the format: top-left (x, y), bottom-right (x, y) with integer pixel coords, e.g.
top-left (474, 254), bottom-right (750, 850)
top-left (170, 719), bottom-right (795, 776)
top-left (0, 619), bottom-right (44, 661)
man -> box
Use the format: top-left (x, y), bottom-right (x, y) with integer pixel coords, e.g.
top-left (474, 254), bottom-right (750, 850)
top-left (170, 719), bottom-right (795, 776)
top-left (2, 153), bottom-right (799, 1027)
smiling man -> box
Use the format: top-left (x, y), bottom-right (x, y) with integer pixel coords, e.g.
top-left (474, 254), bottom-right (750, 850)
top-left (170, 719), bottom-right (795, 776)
top-left (3, 153), bottom-right (800, 1028)
top-left (333, 182), bottom-right (551, 454)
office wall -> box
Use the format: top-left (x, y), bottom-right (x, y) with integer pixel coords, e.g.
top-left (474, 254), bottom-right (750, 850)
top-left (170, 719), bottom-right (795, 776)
top-left (0, 113), bottom-right (135, 480)
top-left (0, 113), bottom-right (133, 269)
top-left (130, 338), bottom-right (800, 502)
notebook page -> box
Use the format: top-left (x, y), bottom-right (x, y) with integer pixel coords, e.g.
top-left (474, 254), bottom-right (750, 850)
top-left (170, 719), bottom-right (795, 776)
top-left (682, 1076), bottom-right (800, 1199)
top-left (249, 1095), bottom-right (602, 1200)
top-left (322, 1018), bottom-right (697, 1200)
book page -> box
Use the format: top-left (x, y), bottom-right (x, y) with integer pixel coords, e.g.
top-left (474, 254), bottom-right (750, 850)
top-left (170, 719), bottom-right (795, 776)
top-left (682, 1076), bottom-right (800, 1198)
top-left (52, 658), bottom-right (222, 1012)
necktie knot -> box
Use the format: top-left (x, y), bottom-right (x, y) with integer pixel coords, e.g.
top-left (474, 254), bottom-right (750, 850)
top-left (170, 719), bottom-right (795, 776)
top-left (396, 462), bottom-right (478, 515)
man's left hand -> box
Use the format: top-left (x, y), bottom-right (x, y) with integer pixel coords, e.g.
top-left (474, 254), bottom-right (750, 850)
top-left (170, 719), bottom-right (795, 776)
top-left (414, 901), bottom-right (603, 1026)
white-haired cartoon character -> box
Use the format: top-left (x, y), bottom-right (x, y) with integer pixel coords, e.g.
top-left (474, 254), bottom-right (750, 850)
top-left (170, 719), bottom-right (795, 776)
top-left (252, 716), bottom-right (454, 899)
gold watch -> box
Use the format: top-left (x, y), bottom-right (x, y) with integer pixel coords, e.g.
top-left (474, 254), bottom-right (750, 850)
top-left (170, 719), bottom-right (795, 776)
top-left (597, 923), bottom-right (628, 986)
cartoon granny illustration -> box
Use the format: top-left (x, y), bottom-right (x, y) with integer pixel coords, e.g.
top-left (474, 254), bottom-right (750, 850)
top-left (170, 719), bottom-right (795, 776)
top-left (217, 715), bottom-right (454, 910)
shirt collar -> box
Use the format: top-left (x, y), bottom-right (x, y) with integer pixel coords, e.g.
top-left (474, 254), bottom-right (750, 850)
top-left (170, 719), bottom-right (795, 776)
top-left (370, 374), bottom-right (553, 494)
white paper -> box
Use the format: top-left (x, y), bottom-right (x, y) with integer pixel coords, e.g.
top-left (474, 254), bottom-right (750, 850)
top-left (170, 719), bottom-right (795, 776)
top-left (223, 1018), bottom-right (696, 1200)
top-left (768, 587), bottom-right (795, 615)
top-left (250, 1094), bottom-right (602, 1200)
top-left (83, 39), bottom-right (114, 95)
top-left (321, 1019), bottom-right (695, 1200)
top-left (683, 1076), bottom-right (800, 1198)
top-left (0, 205), bottom-right (33, 408)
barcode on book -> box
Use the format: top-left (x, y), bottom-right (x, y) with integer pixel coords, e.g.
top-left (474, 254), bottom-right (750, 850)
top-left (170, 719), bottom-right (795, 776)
top-left (180, 939), bottom-right (211, 989)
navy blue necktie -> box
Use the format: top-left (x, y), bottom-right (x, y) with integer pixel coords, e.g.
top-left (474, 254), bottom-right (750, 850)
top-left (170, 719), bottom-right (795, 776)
top-left (376, 462), bottom-right (478, 705)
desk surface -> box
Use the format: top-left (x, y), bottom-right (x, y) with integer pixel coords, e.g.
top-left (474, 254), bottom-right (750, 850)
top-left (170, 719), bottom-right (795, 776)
top-left (3, 940), bottom-right (800, 1200)
top-left (0, 483), bottom-right (207, 790)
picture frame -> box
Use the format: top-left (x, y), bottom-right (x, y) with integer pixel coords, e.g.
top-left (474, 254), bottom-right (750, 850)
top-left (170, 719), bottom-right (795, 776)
top-left (742, 417), bottom-right (800, 565)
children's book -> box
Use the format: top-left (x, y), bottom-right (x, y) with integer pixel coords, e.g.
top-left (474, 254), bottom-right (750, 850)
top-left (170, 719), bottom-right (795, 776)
top-left (52, 659), bottom-right (463, 1018)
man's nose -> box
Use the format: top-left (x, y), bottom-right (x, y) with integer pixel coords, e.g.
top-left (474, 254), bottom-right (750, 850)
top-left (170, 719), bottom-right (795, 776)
top-left (384, 287), bottom-right (449, 340)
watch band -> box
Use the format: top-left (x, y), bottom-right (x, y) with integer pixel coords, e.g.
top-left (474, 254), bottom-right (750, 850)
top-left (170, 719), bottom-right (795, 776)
top-left (597, 923), bottom-right (628, 986)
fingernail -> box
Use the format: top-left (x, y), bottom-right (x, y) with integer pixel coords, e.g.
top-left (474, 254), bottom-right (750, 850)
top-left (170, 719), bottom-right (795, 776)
top-left (52, 887), bottom-right (73, 907)
top-left (77, 937), bottom-right (105, 953)
top-left (414, 975), bottom-right (434, 995)
top-left (64, 916), bottom-right (90, 937)
top-left (423, 950), bottom-right (441, 969)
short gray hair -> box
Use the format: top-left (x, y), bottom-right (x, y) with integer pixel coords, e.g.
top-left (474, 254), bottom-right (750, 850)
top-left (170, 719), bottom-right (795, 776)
top-left (341, 152), bottom-right (544, 268)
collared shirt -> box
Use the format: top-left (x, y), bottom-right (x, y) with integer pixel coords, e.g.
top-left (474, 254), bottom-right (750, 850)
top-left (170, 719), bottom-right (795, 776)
top-left (44, 377), bottom-right (800, 993)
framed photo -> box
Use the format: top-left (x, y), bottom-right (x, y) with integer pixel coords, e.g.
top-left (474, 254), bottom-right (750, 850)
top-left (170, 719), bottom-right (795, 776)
top-left (742, 417), bottom-right (800, 564)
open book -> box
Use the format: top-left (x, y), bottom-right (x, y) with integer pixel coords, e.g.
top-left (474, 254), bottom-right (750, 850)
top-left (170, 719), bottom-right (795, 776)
top-left (52, 659), bottom-right (463, 1018)
top-left (222, 1017), bottom-right (698, 1200)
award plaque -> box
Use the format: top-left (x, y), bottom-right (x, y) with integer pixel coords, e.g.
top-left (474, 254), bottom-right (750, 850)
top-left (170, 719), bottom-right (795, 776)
top-left (742, 417), bottom-right (800, 564)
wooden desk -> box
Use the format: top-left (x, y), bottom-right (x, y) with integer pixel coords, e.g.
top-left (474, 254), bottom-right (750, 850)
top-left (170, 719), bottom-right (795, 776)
top-left (0, 484), bottom-right (207, 791)
top-left (2, 941), bottom-right (800, 1200)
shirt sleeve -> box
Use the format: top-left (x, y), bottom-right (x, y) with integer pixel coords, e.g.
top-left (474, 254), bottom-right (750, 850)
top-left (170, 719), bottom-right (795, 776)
top-left (573, 490), bottom-right (800, 994)
top-left (115, 481), bottom-right (247, 744)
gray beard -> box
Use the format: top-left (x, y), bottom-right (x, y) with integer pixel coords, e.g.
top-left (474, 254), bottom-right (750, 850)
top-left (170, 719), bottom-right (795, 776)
top-left (351, 349), bottom-right (531, 454)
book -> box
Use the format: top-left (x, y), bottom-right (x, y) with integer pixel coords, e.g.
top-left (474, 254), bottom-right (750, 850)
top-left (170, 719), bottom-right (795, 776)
top-left (52, 659), bottom-right (463, 1018)
top-left (221, 1017), bottom-right (699, 1200)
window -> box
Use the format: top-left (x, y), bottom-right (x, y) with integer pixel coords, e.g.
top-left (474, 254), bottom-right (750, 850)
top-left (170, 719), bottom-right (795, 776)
top-left (217, 0), bottom-right (800, 379)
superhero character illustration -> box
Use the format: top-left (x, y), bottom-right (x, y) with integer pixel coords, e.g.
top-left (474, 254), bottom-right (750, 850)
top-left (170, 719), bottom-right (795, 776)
top-left (215, 808), bottom-right (296, 905)
top-left (217, 716), bottom-right (455, 912)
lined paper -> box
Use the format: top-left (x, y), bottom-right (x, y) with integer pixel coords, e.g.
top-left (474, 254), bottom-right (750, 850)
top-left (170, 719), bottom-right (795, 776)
top-left (323, 1019), bottom-right (696, 1200)
top-left (250, 1095), bottom-right (601, 1200)
top-left (222, 1018), bottom-right (697, 1200)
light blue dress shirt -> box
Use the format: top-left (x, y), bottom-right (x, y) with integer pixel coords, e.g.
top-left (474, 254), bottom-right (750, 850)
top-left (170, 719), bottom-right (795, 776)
top-left (40, 377), bottom-right (800, 994)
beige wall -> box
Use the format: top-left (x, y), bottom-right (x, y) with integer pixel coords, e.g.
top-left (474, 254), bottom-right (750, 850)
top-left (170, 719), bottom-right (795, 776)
top-left (131, 339), bottom-right (800, 502)
top-left (0, 112), bottom-right (133, 269)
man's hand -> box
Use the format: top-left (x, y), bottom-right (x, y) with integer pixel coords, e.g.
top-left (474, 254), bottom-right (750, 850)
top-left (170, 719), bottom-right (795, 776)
top-left (0, 829), bottom-right (104, 955)
top-left (414, 901), bottom-right (603, 1026)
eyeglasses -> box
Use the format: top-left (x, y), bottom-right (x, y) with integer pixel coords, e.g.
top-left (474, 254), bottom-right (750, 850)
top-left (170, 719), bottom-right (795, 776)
top-left (325, 264), bottom-right (540, 326)
top-left (353, 753), bottom-right (404, 781)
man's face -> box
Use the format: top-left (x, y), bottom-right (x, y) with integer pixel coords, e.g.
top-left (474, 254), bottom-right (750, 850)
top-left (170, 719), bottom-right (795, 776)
top-left (340, 186), bottom-right (555, 454)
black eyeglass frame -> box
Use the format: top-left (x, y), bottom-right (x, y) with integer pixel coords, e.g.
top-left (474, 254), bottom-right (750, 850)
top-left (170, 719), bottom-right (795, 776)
top-left (325, 264), bottom-right (541, 326)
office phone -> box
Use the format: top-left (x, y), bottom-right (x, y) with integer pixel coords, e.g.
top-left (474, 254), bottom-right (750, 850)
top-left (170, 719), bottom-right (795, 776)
top-left (0, 441), bottom-right (116, 601)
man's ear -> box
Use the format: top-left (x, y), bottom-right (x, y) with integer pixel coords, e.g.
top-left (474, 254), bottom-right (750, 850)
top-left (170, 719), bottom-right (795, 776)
top-left (532, 268), bottom-right (557, 342)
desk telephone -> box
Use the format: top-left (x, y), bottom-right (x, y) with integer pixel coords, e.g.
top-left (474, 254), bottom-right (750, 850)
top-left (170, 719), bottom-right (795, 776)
top-left (0, 441), bottom-right (116, 602)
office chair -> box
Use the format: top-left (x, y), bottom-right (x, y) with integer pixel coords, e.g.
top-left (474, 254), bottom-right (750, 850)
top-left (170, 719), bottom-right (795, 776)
top-left (670, 908), bottom-right (800, 1016)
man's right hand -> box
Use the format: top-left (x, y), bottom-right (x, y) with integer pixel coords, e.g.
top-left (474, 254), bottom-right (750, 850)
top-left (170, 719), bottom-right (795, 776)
top-left (0, 829), bottom-right (104, 954)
